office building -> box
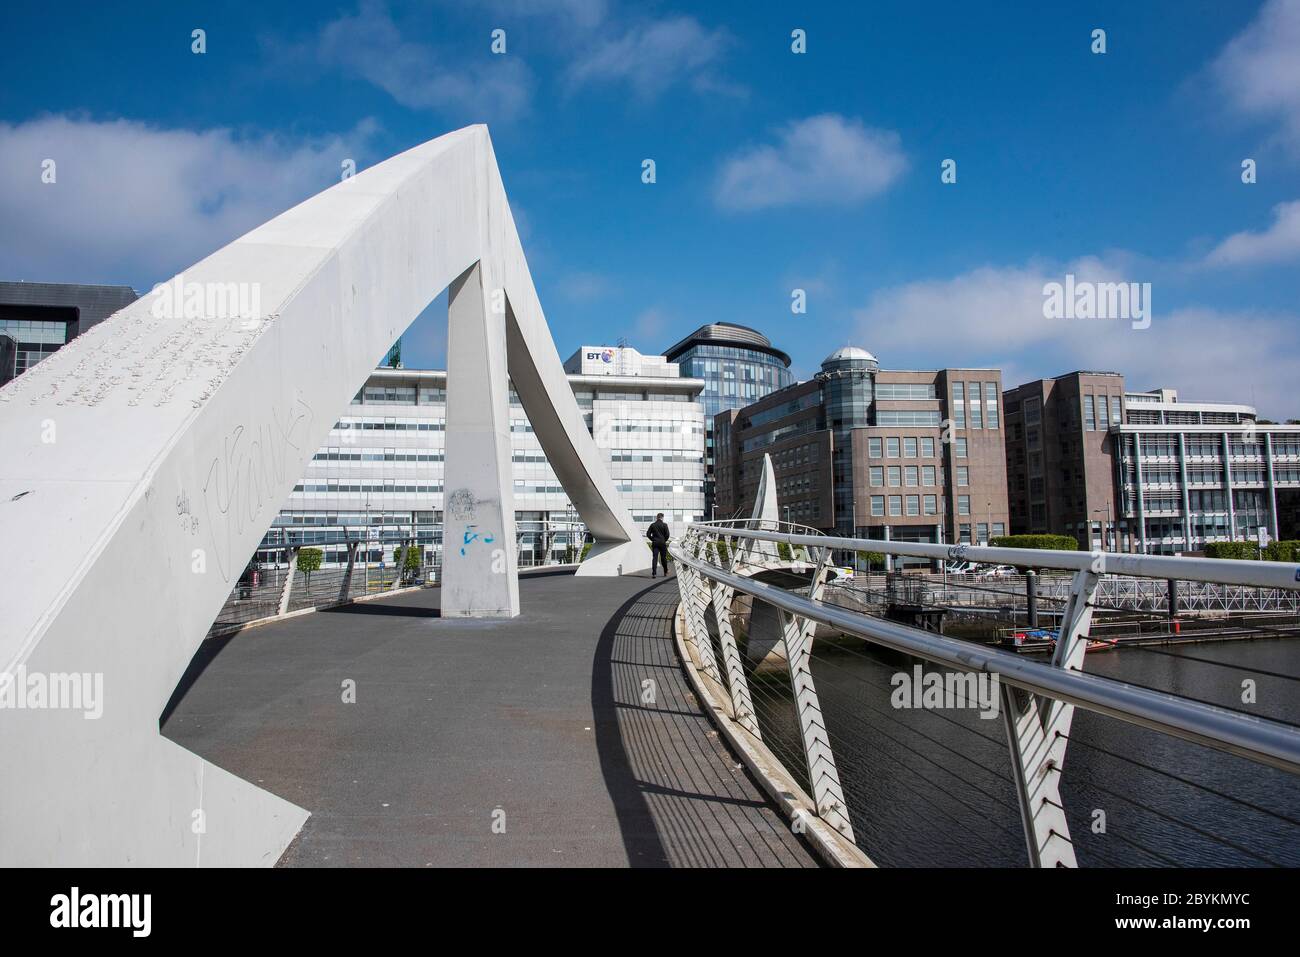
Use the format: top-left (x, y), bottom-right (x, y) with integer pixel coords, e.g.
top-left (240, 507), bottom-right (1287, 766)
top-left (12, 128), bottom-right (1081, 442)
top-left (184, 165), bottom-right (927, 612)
top-left (662, 323), bottom-right (794, 517)
top-left (262, 344), bottom-right (705, 567)
top-left (0, 281), bottom-right (138, 385)
top-left (1002, 372), bottom-right (1127, 548)
top-left (713, 347), bottom-right (1010, 558)
top-left (1004, 373), bottom-right (1300, 554)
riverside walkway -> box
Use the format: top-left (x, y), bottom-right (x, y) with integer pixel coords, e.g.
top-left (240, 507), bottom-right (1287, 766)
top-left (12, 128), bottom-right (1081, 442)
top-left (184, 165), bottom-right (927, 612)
top-left (162, 572), bottom-right (818, 868)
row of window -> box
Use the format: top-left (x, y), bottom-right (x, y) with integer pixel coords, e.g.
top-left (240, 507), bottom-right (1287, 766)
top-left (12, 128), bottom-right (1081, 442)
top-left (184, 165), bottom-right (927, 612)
top-left (868, 465), bottom-right (949, 488)
top-left (294, 482), bottom-right (443, 494)
top-left (951, 382), bottom-right (1001, 430)
top-left (875, 382), bottom-right (937, 400)
top-left (868, 436), bottom-right (969, 459)
top-left (870, 494), bottom-right (940, 517)
top-left (866, 493), bottom-right (983, 517)
top-left (1083, 393), bottom-right (1124, 431)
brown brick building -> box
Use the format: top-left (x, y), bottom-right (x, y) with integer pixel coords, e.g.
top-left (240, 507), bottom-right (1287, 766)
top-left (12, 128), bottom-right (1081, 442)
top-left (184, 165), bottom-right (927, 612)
top-left (714, 347), bottom-right (1010, 562)
top-left (1002, 372), bottom-right (1126, 549)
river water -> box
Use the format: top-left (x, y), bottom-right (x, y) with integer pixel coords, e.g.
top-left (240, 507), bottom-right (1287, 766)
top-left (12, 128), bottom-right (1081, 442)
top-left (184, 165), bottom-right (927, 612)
top-left (750, 634), bottom-right (1300, 867)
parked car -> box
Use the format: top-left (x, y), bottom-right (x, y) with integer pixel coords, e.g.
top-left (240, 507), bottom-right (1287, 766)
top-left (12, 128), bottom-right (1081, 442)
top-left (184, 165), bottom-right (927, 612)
top-left (975, 564), bottom-right (1017, 579)
top-left (945, 561), bottom-right (976, 575)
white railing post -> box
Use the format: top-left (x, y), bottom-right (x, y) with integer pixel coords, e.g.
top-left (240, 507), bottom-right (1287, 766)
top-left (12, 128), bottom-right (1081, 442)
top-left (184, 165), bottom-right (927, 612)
top-left (277, 548), bottom-right (299, 617)
top-left (676, 533), bottom-right (723, 685)
top-left (337, 540), bottom-right (358, 602)
top-left (708, 534), bottom-right (761, 738)
top-left (1001, 566), bottom-right (1099, 867)
top-left (777, 544), bottom-right (854, 842)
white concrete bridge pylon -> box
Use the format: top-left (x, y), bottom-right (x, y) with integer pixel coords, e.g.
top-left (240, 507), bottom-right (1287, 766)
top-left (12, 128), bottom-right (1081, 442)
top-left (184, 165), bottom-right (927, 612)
top-left (0, 125), bottom-right (648, 866)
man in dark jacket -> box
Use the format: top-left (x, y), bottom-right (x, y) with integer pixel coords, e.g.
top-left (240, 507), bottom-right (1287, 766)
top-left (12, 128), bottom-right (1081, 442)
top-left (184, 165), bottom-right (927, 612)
top-left (646, 513), bottom-right (671, 578)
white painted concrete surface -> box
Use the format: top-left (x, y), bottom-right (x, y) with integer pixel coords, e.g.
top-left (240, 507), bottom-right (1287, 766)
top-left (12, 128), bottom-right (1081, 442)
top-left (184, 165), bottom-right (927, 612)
top-left (0, 125), bottom-right (647, 865)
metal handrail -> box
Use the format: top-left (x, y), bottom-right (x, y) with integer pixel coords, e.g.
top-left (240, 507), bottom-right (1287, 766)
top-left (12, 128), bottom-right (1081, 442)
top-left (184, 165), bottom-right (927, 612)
top-left (670, 538), bottom-right (1300, 775)
top-left (697, 525), bottom-right (1300, 591)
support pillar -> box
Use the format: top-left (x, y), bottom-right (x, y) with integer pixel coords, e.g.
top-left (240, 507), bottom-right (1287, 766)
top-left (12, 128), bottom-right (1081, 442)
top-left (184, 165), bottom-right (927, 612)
top-left (1001, 567), bottom-right (1099, 867)
top-left (442, 262), bottom-right (519, 618)
top-left (277, 548), bottom-right (298, 617)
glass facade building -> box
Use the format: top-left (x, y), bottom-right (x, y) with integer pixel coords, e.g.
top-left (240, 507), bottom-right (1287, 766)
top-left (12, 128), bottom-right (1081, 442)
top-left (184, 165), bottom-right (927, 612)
top-left (0, 282), bottom-right (139, 386)
top-left (261, 350), bottom-right (706, 571)
top-left (662, 323), bottom-right (793, 516)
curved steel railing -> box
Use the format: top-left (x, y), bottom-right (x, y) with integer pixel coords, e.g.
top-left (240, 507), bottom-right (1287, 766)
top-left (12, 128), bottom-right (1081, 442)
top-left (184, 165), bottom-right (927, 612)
top-left (670, 520), bottom-right (1300, 867)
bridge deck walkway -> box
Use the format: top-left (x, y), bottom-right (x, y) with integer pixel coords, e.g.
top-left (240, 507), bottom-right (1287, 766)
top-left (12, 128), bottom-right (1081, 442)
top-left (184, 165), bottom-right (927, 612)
top-left (162, 572), bottom-right (818, 867)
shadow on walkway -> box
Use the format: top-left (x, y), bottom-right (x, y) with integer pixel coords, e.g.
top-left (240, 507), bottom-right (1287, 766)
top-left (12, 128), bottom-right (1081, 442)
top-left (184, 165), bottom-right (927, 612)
top-left (590, 581), bottom-right (819, 867)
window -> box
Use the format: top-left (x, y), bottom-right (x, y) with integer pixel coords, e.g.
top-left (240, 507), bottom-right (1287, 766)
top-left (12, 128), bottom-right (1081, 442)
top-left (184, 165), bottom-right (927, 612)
top-left (877, 411), bottom-right (942, 427)
top-left (985, 383), bottom-right (999, 429)
top-left (953, 382), bottom-right (966, 428)
top-left (869, 437), bottom-right (883, 458)
top-left (921, 437), bottom-right (935, 457)
top-left (869, 466), bottom-right (884, 486)
top-left (876, 383), bottom-right (937, 399)
top-left (993, 523), bottom-right (1006, 537)
top-left (906, 495), bottom-right (920, 516)
top-left (905, 466), bottom-right (919, 487)
top-left (977, 523), bottom-right (989, 543)
top-left (1097, 395), bottom-right (1109, 429)
top-left (923, 495), bottom-right (938, 515)
top-left (956, 466), bottom-right (969, 487)
top-left (955, 437), bottom-right (968, 458)
top-left (889, 496), bottom-right (903, 517)
top-left (923, 465), bottom-right (936, 486)
top-left (904, 437), bottom-right (918, 458)
top-left (870, 495), bottom-right (885, 516)
top-left (969, 383), bottom-right (983, 429)
top-left (888, 466), bottom-right (901, 487)
top-left (958, 495), bottom-right (971, 516)
top-left (1084, 395), bottom-right (1096, 431)
top-left (1025, 397), bottom-right (1041, 425)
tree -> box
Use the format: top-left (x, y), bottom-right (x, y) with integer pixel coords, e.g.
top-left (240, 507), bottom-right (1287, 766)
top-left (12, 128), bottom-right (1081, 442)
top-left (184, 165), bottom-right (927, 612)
top-left (296, 547), bottom-right (323, 593)
top-left (857, 550), bottom-right (885, 571)
top-left (397, 544), bottom-right (421, 582)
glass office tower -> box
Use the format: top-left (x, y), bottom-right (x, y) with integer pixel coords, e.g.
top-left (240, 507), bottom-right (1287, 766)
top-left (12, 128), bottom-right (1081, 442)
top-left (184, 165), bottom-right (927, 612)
top-left (662, 323), bottom-right (793, 517)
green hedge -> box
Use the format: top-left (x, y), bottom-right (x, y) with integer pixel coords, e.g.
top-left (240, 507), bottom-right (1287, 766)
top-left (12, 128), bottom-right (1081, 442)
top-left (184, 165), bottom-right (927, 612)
top-left (1205, 540), bottom-right (1300, 562)
top-left (296, 546), bottom-right (323, 573)
top-left (988, 534), bottom-right (1079, 551)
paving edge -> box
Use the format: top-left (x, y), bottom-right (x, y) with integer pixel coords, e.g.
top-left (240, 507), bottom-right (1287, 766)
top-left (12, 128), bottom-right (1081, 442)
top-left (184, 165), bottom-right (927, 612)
top-left (207, 584), bottom-right (428, 640)
top-left (671, 600), bottom-right (875, 869)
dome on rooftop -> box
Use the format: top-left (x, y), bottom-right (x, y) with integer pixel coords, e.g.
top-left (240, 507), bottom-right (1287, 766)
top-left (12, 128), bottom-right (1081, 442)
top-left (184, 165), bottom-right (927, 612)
top-left (823, 345), bottom-right (878, 365)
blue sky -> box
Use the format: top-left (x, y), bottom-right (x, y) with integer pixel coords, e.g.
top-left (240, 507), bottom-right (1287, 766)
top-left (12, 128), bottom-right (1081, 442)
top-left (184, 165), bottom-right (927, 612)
top-left (2, 0), bottom-right (1299, 414)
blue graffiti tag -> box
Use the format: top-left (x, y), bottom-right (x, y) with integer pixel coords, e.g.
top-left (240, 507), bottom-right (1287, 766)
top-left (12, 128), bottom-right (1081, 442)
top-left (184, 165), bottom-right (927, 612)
top-left (459, 525), bottom-right (496, 556)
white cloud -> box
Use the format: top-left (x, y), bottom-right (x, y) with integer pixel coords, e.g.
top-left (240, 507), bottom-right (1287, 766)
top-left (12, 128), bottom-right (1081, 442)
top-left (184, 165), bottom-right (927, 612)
top-left (318, 1), bottom-right (532, 120)
top-left (0, 114), bottom-right (375, 285)
top-left (1205, 199), bottom-right (1300, 265)
top-left (1212, 0), bottom-right (1300, 152)
top-left (556, 270), bottom-right (615, 303)
top-left (566, 16), bottom-right (734, 99)
top-left (715, 115), bottom-right (906, 212)
top-left (630, 307), bottom-right (670, 343)
top-left (479, 0), bottom-right (609, 30)
top-left (851, 259), bottom-right (1298, 418)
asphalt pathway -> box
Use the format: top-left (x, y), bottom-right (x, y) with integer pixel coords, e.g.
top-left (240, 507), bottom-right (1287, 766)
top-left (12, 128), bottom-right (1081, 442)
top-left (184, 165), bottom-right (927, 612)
top-left (162, 572), bottom-right (818, 867)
